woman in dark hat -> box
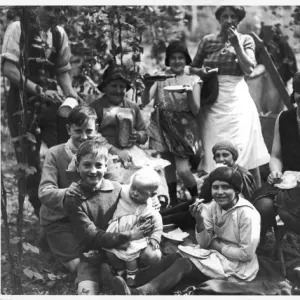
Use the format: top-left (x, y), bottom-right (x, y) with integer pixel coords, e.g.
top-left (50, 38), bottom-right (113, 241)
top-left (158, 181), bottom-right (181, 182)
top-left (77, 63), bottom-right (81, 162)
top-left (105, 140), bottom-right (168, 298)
top-left (251, 71), bottom-right (300, 247)
top-left (90, 63), bottom-right (169, 205)
top-left (142, 40), bottom-right (203, 206)
top-left (91, 64), bottom-right (147, 162)
top-left (190, 6), bottom-right (269, 189)
top-left (108, 166), bottom-right (261, 295)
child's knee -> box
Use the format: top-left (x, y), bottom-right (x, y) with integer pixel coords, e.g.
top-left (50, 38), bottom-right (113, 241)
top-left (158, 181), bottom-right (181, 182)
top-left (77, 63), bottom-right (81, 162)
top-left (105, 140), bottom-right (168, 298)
top-left (77, 280), bottom-right (99, 295)
top-left (61, 257), bottom-right (80, 273)
top-left (140, 246), bottom-right (162, 266)
top-left (106, 252), bottom-right (125, 269)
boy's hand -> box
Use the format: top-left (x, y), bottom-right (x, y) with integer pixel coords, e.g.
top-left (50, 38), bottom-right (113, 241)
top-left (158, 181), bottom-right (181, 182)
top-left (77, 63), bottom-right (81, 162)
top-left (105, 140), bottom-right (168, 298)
top-left (130, 217), bottom-right (154, 240)
top-left (116, 240), bottom-right (130, 250)
top-left (149, 238), bottom-right (160, 250)
top-left (118, 150), bottom-right (132, 166)
top-left (66, 182), bottom-right (83, 198)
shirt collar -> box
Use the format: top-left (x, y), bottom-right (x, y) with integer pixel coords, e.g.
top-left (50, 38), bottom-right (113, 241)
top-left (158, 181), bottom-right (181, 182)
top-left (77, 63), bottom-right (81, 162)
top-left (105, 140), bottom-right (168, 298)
top-left (79, 178), bottom-right (114, 196)
top-left (218, 196), bottom-right (254, 214)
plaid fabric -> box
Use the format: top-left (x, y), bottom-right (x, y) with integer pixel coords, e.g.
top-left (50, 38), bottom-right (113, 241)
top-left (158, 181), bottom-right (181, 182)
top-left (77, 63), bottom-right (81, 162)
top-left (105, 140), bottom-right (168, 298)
top-left (191, 33), bottom-right (256, 76)
top-left (1, 21), bottom-right (71, 74)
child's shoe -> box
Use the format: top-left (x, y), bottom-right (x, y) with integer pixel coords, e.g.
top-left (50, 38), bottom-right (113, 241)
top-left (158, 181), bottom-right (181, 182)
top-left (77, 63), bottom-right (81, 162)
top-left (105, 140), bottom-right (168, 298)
top-left (126, 268), bottom-right (138, 287)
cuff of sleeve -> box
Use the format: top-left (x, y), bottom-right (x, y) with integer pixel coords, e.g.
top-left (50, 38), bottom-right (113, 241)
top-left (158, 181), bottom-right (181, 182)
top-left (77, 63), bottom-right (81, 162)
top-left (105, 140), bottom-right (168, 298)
top-left (56, 63), bottom-right (72, 75)
top-left (60, 188), bottom-right (68, 209)
top-left (150, 235), bottom-right (161, 244)
top-left (1, 53), bottom-right (20, 69)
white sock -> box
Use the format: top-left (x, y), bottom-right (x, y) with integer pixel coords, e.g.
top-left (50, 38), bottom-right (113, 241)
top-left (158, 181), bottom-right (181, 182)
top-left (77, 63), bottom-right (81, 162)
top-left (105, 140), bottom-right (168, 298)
top-left (126, 268), bottom-right (138, 280)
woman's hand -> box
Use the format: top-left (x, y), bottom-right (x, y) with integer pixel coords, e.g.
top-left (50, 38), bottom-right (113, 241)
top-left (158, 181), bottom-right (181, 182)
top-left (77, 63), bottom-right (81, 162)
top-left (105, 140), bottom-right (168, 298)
top-left (66, 182), bottom-right (83, 198)
top-left (267, 170), bottom-right (283, 185)
top-left (181, 84), bottom-right (193, 94)
top-left (227, 26), bottom-right (239, 46)
top-left (142, 75), bottom-right (156, 90)
top-left (128, 130), bottom-right (139, 147)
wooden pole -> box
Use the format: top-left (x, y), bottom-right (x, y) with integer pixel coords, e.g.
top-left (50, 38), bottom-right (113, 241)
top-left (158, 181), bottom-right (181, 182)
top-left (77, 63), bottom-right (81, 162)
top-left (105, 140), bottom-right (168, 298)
top-left (250, 32), bottom-right (293, 110)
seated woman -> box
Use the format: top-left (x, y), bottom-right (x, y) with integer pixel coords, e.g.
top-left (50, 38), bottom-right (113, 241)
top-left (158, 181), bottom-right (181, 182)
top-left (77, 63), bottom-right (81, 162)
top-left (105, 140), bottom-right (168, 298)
top-left (90, 64), bottom-right (169, 205)
top-left (161, 140), bottom-right (257, 228)
top-left (251, 71), bottom-right (300, 244)
top-left (110, 166), bottom-right (261, 295)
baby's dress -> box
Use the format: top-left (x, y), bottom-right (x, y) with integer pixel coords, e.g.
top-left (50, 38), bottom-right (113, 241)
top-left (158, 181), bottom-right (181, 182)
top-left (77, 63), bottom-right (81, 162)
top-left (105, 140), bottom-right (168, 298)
top-left (104, 185), bottom-right (157, 261)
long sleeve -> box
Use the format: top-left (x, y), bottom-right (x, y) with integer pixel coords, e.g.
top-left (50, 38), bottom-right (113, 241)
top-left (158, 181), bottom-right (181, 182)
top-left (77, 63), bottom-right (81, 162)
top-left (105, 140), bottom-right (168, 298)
top-left (38, 148), bottom-right (67, 211)
top-left (63, 195), bottom-right (131, 250)
top-left (149, 211), bottom-right (163, 243)
top-left (55, 26), bottom-right (72, 74)
top-left (241, 171), bottom-right (257, 200)
top-left (219, 209), bottom-right (261, 262)
top-left (195, 203), bottom-right (215, 248)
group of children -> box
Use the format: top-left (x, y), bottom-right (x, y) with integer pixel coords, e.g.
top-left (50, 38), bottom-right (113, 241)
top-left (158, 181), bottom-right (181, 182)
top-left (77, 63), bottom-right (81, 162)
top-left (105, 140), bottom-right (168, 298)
top-left (36, 32), bottom-right (270, 294)
top-left (38, 104), bottom-right (165, 293)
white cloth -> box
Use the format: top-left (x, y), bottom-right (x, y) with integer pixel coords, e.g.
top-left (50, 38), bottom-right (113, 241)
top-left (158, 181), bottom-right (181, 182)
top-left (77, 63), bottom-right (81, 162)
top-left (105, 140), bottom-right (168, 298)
top-left (182, 197), bottom-right (261, 281)
top-left (198, 75), bottom-right (270, 172)
top-left (104, 185), bottom-right (163, 261)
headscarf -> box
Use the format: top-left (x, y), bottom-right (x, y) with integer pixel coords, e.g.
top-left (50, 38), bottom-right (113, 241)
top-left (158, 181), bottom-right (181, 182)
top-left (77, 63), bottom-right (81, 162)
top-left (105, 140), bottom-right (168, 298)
top-left (212, 140), bottom-right (239, 161)
top-left (98, 64), bottom-right (131, 93)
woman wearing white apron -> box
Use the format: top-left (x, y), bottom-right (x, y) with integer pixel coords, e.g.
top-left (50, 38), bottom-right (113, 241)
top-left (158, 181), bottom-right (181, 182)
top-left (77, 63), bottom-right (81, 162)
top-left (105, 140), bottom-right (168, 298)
top-left (190, 6), bottom-right (270, 187)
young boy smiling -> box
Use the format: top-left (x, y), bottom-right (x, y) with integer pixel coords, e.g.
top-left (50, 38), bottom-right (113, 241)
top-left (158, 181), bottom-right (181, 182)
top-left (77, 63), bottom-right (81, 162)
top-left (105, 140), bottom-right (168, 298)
top-left (63, 140), bottom-right (154, 295)
top-left (38, 105), bottom-right (111, 273)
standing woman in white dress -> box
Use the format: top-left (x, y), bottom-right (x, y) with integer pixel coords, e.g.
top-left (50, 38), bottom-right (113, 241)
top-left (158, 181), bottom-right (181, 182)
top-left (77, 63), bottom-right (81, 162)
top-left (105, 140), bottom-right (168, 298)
top-left (190, 6), bottom-right (270, 187)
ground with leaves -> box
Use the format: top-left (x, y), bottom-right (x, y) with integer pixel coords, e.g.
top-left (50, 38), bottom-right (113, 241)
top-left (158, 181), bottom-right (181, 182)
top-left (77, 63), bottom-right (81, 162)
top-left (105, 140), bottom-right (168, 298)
top-left (2, 105), bottom-right (300, 295)
top-left (2, 28), bottom-right (300, 295)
